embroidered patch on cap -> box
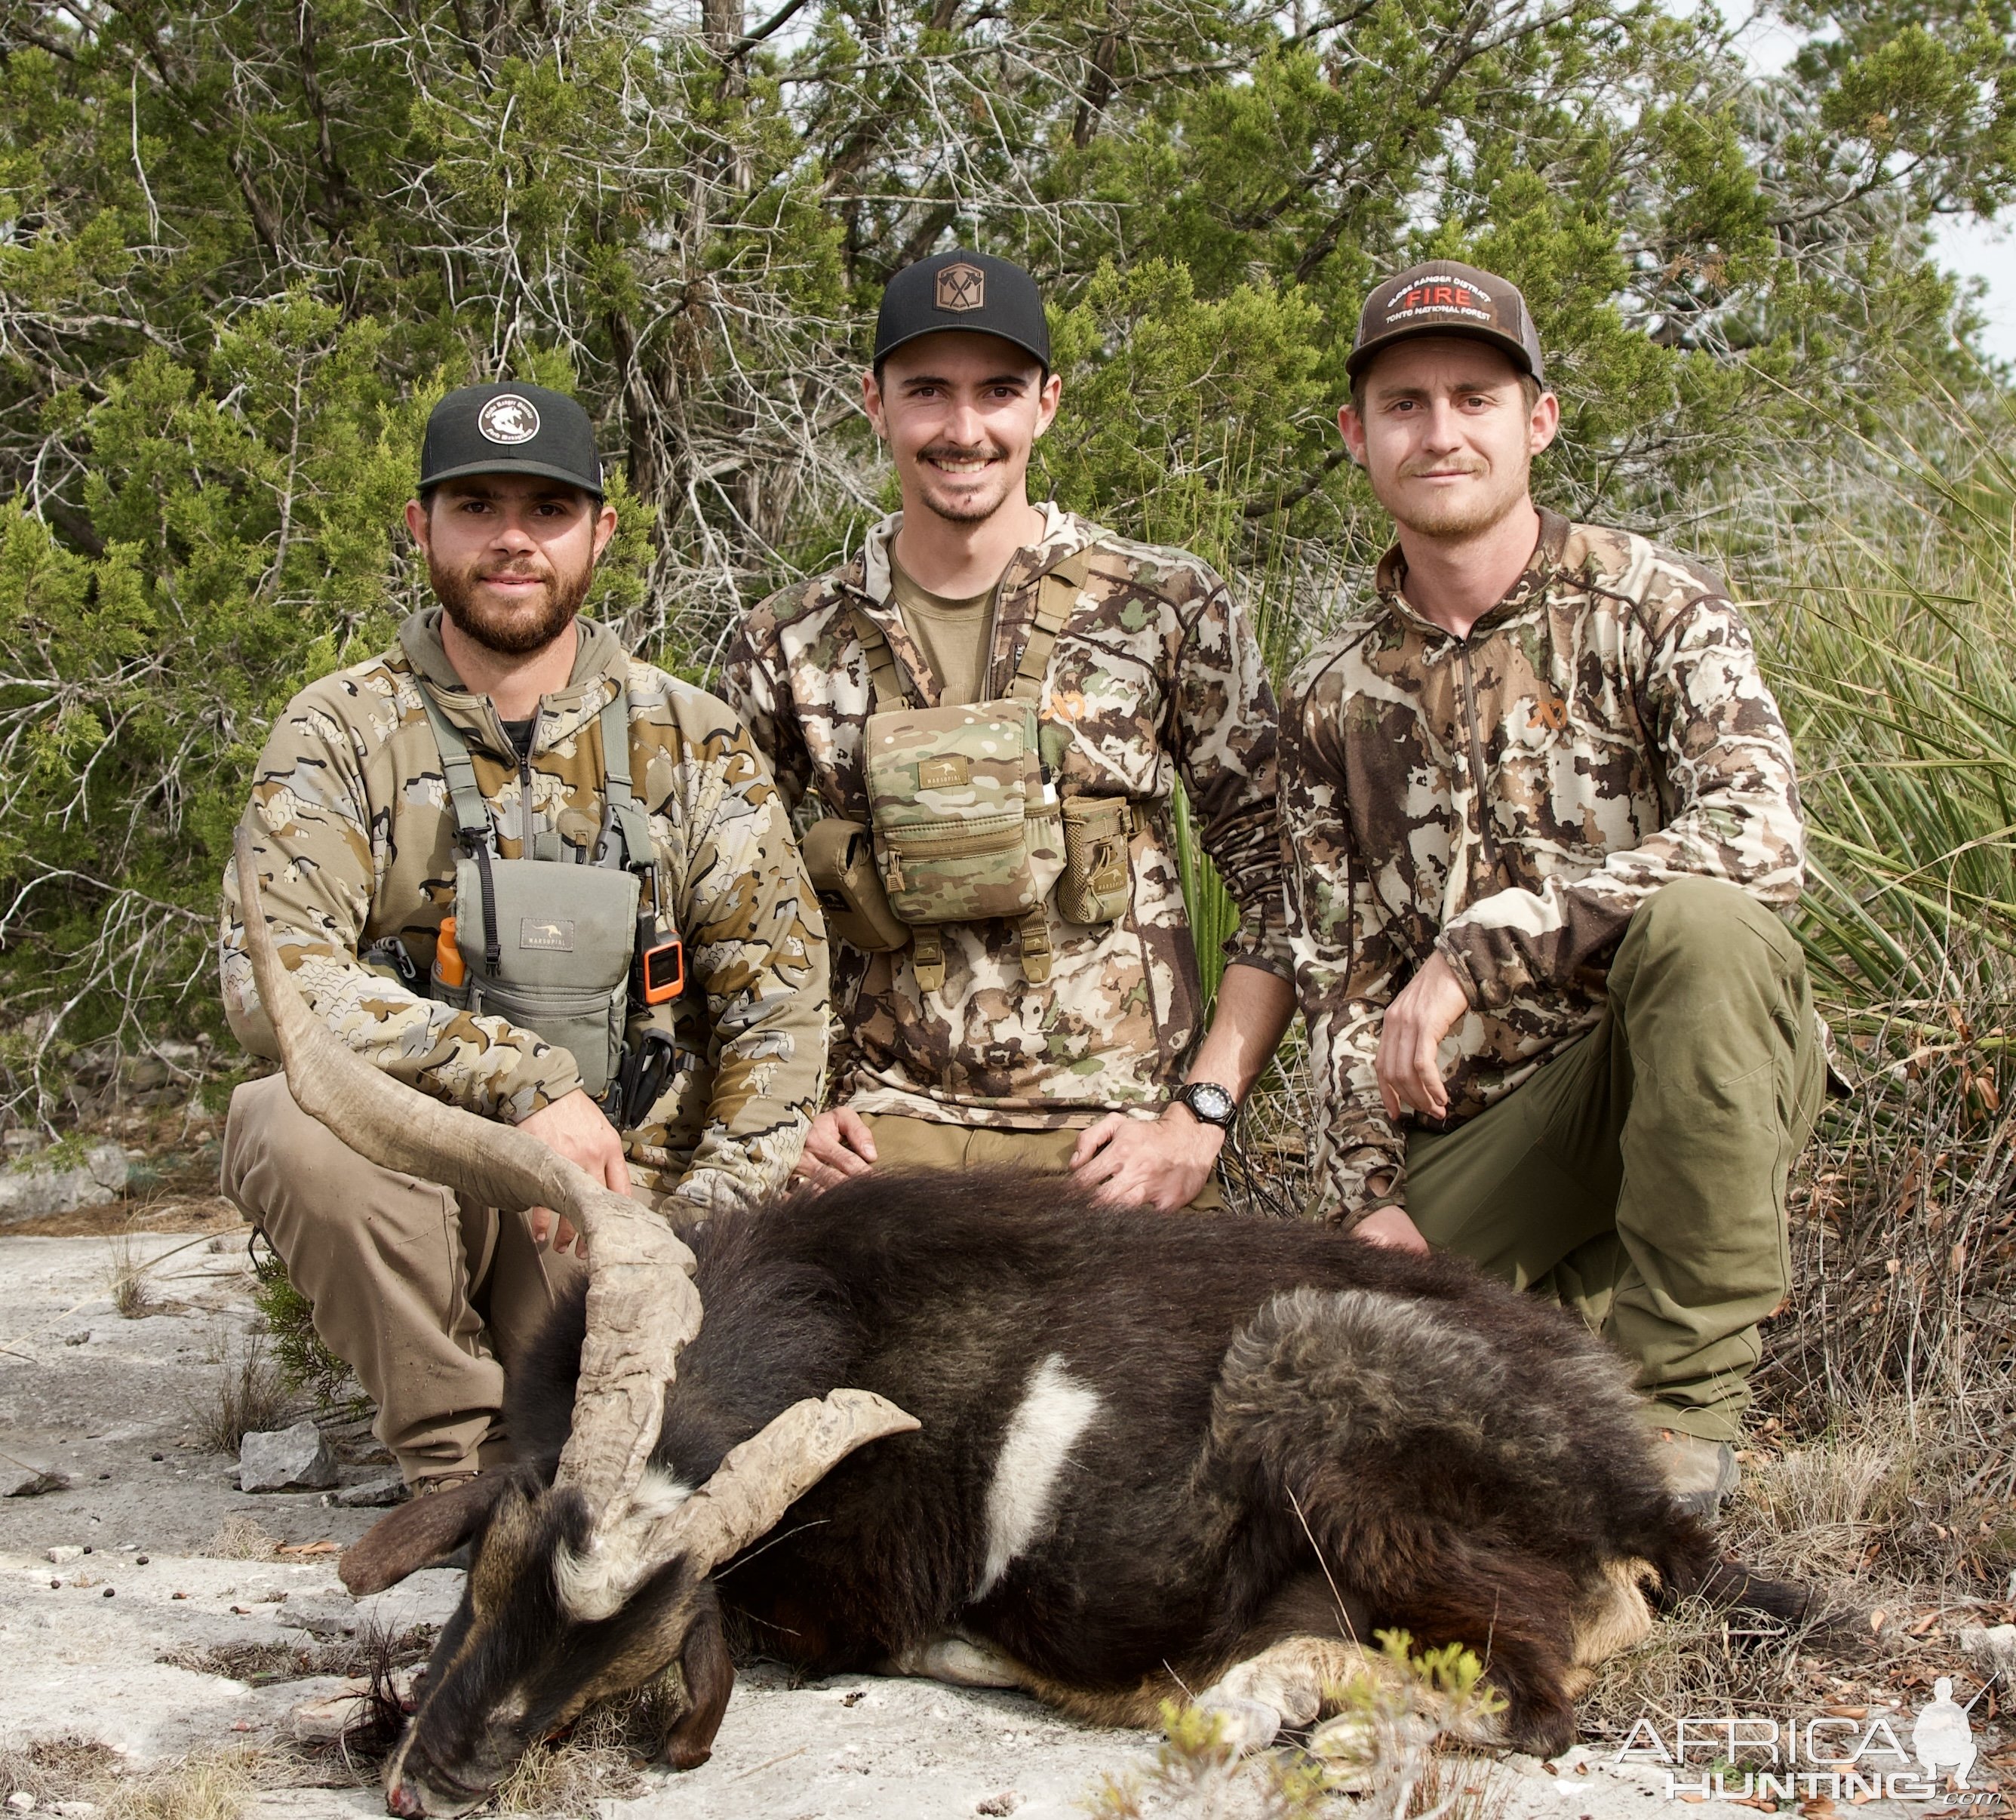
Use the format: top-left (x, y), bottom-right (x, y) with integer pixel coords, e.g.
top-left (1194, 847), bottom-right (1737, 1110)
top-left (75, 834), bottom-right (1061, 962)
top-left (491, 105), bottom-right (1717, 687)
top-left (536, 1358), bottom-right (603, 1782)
top-left (519, 917), bottom-right (576, 952)
top-left (935, 262), bottom-right (985, 312)
top-left (478, 394), bottom-right (542, 444)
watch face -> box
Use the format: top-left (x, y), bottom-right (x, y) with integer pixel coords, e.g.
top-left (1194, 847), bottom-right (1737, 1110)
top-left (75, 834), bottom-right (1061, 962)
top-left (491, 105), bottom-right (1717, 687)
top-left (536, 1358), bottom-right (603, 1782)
top-left (1185, 1084), bottom-right (1235, 1124)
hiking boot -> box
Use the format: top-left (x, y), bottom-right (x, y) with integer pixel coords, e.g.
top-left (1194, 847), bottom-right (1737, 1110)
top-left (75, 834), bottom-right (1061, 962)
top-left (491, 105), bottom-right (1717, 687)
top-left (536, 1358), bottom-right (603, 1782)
top-left (1652, 1428), bottom-right (1739, 1520)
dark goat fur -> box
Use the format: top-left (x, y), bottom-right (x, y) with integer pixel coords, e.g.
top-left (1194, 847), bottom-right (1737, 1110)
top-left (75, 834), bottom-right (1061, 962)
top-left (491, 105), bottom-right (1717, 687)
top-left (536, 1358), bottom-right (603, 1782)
top-left (380, 1170), bottom-right (1805, 1806)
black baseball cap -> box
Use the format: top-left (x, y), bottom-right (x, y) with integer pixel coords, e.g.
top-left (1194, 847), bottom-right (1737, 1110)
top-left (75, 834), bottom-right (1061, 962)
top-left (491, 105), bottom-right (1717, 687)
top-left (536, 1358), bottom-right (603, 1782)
top-left (419, 382), bottom-right (604, 498)
top-left (873, 250), bottom-right (1051, 373)
top-left (1346, 261), bottom-right (1546, 387)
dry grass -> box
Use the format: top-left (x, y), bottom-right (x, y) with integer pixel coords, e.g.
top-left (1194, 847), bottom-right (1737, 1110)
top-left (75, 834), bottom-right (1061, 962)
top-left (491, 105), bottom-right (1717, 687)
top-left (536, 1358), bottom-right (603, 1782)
top-left (158, 1626), bottom-right (433, 1688)
top-left (0, 1740), bottom-right (274, 1820)
top-left (487, 1689), bottom-right (668, 1815)
top-left (102, 1747), bottom-right (265, 1820)
top-left (0, 1737), bottom-right (124, 1808)
top-left (196, 1514), bottom-right (281, 1560)
top-left (106, 1233), bottom-right (160, 1319)
top-left (186, 1330), bottom-right (289, 1457)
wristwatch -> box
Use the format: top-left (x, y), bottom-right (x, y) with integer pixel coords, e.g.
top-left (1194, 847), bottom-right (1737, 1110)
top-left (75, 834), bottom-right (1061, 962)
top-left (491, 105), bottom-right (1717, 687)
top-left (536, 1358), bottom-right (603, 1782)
top-left (1169, 1081), bottom-right (1239, 1130)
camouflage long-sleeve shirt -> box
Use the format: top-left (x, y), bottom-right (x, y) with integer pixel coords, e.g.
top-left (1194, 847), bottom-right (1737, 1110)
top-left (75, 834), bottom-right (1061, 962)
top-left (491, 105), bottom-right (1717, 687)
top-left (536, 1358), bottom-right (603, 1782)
top-left (220, 609), bottom-right (828, 1213)
top-left (1282, 511), bottom-right (1805, 1220)
top-left (722, 505), bottom-right (1290, 1128)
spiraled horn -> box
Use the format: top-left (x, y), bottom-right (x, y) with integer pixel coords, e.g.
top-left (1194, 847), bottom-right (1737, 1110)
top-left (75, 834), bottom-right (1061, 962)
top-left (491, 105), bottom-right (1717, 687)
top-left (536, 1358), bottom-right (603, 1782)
top-left (232, 826), bottom-right (699, 1517)
top-left (555, 1389), bottom-right (923, 1622)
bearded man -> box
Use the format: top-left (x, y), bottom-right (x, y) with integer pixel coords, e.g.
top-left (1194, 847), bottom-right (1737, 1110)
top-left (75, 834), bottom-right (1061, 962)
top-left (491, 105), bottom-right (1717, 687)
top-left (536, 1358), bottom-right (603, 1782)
top-left (218, 382), bottom-right (827, 1494)
top-left (1280, 264), bottom-right (1827, 1517)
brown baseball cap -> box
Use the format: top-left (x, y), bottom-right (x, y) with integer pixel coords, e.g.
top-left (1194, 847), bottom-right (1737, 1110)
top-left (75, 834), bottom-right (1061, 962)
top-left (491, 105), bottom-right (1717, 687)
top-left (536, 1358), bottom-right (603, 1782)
top-left (1345, 260), bottom-right (1545, 386)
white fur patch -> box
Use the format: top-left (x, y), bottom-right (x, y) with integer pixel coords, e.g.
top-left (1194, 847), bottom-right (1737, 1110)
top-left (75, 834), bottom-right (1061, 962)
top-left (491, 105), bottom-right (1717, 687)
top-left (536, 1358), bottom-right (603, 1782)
top-left (555, 1467), bottom-right (693, 1622)
top-left (973, 1354), bottom-right (1100, 1600)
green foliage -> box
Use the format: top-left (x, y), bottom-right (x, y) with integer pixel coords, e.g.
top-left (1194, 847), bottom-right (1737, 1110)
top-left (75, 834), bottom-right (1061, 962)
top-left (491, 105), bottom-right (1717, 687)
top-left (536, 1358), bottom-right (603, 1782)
top-left (0, 0), bottom-right (2011, 1088)
top-left (250, 1244), bottom-right (361, 1413)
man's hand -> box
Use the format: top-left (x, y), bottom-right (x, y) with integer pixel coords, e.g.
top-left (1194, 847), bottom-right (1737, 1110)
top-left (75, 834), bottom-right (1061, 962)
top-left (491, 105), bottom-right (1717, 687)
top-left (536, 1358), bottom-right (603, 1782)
top-left (1375, 949), bottom-right (1471, 1121)
top-left (518, 1088), bottom-right (631, 1253)
top-left (1352, 1204), bottom-right (1429, 1253)
top-left (1070, 1107), bottom-right (1223, 1211)
top-left (794, 1106), bottom-right (877, 1190)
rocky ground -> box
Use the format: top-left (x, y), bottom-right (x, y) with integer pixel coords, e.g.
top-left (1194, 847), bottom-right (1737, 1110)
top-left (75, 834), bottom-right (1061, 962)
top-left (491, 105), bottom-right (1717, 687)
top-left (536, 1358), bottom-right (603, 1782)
top-left (0, 1108), bottom-right (2004, 1818)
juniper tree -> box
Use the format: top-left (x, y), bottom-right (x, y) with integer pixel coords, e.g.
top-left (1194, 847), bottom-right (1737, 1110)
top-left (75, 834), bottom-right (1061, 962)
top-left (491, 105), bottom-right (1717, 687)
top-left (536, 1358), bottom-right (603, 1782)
top-left (0, 0), bottom-right (2011, 1109)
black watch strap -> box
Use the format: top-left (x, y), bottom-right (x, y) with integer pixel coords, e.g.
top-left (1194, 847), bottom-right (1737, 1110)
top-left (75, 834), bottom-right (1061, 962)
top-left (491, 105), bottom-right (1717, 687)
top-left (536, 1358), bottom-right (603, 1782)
top-left (1169, 1081), bottom-right (1239, 1130)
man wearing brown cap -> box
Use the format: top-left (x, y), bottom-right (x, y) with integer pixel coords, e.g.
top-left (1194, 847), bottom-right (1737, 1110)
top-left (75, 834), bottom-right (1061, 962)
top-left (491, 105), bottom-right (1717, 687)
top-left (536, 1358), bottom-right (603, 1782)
top-left (725, 251), bottom-right (1293, 1208)
top-left (1280, 262), bottom-right (1826, 1514)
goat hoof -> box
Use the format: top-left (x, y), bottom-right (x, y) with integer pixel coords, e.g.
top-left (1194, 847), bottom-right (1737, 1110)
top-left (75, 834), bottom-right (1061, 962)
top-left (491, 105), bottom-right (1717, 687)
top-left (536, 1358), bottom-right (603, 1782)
top-left (1192, 1697), bottom-right (1283, 1754)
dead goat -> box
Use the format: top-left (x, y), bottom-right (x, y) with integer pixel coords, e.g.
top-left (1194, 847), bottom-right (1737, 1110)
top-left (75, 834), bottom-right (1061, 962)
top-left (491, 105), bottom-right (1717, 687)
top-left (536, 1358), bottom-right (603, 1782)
top-left (233, 832), bottom-right (1807, 1817)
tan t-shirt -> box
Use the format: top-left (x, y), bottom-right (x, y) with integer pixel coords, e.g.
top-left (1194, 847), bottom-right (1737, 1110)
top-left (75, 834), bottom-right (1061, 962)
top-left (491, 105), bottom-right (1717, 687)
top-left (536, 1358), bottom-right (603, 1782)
top-left (889, 553), bottom-right (997, 706)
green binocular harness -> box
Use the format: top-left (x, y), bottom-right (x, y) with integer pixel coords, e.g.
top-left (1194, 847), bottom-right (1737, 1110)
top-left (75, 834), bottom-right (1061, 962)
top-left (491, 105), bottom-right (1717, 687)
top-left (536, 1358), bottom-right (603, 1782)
top-left (416, 687), bottom-right (686, 1130)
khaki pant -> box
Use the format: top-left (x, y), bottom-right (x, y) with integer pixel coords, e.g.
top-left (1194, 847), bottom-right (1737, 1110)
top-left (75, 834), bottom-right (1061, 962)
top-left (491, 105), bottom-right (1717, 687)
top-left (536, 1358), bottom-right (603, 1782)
top-left (220, 1074), bottom-right (586, 1484)
top-left (858, 1114), bottom-right (1227, 1211)
top-left (1406, 878), bottom-right (1824, 1442)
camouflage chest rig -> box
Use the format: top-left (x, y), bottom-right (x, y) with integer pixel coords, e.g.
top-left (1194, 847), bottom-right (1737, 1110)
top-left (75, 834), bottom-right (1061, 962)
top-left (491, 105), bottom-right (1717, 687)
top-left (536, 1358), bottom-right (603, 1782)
top-left (804, 549), bottom-right (1136, 992)
top-left (419, 687), bottom-right (684, 1118)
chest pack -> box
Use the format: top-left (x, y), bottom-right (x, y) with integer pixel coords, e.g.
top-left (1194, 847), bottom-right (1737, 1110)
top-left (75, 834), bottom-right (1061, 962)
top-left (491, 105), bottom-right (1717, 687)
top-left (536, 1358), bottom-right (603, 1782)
top-left (805, 549), bottom-right (1136, 994)
top-left (419, 687), bottom-right (671, 1104)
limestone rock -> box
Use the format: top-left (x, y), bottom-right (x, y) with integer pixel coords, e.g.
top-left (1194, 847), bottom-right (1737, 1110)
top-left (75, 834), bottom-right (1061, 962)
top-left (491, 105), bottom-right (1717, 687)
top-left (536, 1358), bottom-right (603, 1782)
top-left (238, 1422), bottom-right (337, 1493)
top-left (4, 1459), bottom-right (71, 1498)
top-left (328, 1474), bottom-right (405, 1509)
top-left (0, 1143), bottom-right (131, 1225)
top-left (45, 1545), bottom-right (84, 1564)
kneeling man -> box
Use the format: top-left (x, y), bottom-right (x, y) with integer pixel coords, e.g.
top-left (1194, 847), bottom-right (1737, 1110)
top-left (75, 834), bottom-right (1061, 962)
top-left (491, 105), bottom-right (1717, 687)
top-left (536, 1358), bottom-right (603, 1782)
top-left (1281, 263), bottom-right (1825, 1515)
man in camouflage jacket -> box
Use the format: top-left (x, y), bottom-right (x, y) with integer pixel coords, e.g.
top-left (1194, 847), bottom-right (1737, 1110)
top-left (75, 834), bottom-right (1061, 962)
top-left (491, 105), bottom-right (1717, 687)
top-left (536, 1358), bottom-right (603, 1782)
top-left (725, 251), bottom-right (1293, 1208)
top-left (1281, 263), bottom-right (1826, 1514)
top-left (219, 383), bottom-right (826, 1489)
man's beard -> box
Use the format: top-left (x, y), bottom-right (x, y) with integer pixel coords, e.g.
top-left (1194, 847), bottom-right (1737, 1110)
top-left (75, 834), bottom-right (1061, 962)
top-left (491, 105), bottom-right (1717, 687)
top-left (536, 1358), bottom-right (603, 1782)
top-left (429, 553), bottom-right (593, 656)
top-left (1387, 452), bottom-right (1531, 542)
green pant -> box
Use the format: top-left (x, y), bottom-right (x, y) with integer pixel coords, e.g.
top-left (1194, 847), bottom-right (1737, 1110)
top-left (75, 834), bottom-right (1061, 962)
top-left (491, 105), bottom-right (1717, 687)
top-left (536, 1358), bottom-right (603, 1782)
top-left (1406, 878), bottom-right (1824, 1441)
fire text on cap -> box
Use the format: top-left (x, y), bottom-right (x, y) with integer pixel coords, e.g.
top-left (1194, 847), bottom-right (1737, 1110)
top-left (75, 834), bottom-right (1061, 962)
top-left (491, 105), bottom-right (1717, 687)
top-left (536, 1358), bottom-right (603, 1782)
top-left (935, 262), bottom-right (986, 312)
top-left (478, 394), bottom-right (542, 444)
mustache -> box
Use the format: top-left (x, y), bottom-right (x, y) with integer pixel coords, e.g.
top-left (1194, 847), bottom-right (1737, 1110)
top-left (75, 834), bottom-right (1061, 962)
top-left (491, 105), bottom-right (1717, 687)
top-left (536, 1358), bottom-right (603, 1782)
top-left (1400, 460), bottom-right (1486, 479)
top-left (919, 443), bottom-right (1005, 464)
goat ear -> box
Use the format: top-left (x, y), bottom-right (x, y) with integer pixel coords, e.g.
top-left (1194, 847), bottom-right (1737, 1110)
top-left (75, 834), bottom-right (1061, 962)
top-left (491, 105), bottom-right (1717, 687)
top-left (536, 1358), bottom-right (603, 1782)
top-left (340, 1473), bottom-right (512, 1597)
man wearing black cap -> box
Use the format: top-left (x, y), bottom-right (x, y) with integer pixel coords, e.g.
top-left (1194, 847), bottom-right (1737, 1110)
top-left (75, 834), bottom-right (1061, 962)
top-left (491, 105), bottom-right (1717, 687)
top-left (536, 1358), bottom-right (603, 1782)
top-left (724, 251), bottom-right (1293, 1206)
top-left (1279, 261), bottom-right (1826, 1514)
top-left (217, 381), bottom-right (828, 1493)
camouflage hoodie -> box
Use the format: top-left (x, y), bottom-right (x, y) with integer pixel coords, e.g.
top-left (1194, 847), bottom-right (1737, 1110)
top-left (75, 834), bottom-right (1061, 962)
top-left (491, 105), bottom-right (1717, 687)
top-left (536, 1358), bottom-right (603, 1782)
top-left (722, 505), bottom-right (1290, 1128)
top-left (1281, 510), bottom-right (1805, 1220)
top-left (220, 609), bottom-right (828, 1213)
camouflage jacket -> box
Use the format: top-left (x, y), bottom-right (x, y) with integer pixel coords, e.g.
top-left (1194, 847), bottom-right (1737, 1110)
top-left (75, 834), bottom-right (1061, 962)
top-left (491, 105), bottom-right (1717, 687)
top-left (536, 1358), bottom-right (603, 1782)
top-left (1281, 511), bottom-right (1805, 1220)
top-left (220, 609), bottom-right (828, 1213)
top-left (723, 505), bottom-right (1290, 1128)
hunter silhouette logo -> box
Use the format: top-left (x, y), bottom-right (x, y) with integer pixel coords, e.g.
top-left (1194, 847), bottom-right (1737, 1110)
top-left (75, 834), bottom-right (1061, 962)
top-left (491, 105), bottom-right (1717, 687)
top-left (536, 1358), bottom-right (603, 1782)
top-left (1913, 1678), bottom-right (1977, 1787)
top-left (519, 917), bottom-right (575, 952)
top-left (478, 393), bottom-right (541, 444)
top-left (935, 261), bottom-right (985, 312)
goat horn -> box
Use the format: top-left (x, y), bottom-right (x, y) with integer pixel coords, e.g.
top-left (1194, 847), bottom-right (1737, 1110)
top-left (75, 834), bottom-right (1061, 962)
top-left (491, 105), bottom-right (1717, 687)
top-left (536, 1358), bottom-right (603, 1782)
top-left (655, 1389), bottom-right (921, 1575)
top-left (558, 1389), bottom-right (920, 1622)
top-left (232, 826), bottom-right (699, 1518)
